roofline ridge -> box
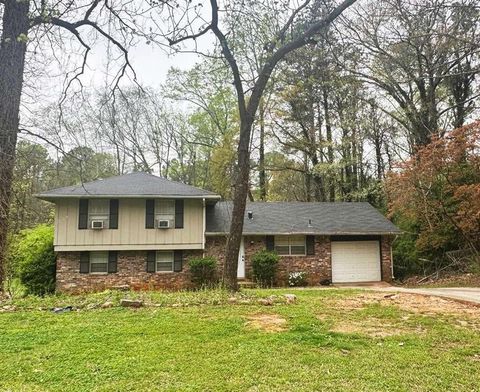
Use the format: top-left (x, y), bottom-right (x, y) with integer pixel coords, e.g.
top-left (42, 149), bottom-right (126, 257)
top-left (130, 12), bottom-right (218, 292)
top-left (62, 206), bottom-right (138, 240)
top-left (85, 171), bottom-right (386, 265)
top-left (36, 171), bottom-right (220, 197)
top-left (37, 172), bottom-right (142, 195)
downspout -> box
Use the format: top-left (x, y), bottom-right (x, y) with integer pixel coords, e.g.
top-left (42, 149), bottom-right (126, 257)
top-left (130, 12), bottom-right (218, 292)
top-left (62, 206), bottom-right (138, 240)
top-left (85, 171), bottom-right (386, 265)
top-left (202, 198), bottom-right (206, 253)
top-left (391, 235), bottom-right (398, 280)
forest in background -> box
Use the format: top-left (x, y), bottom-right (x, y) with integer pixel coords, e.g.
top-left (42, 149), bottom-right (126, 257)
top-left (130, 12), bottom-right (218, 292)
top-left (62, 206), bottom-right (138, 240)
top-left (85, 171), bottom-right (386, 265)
top-left (6, 0), bottom-right (480, 280)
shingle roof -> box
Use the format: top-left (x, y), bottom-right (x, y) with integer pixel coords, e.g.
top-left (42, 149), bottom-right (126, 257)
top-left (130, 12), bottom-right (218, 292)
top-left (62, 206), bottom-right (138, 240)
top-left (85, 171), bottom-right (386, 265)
top-left (206, 201), bottom-right (401, 235)
top-left (36, 172), bottom-right (220, 200)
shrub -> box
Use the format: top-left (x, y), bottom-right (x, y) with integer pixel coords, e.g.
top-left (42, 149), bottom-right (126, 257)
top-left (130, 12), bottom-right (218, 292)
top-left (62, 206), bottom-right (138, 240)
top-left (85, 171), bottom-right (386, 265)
top-left (288, 271), bottom-right (308, 287)
top-left (251, 250), bottom-right (279, 287)
top-left (10, 225), bottom-right (56, 296)
top-left (188, 256), bottom-right (218, 287)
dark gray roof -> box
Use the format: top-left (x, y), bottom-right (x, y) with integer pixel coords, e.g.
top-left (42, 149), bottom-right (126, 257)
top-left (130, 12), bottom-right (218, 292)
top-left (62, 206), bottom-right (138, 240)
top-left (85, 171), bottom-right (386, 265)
top-left (36, 172), bottom-right (220, 200)
top-left (206, 201), bottom-right (401, 235)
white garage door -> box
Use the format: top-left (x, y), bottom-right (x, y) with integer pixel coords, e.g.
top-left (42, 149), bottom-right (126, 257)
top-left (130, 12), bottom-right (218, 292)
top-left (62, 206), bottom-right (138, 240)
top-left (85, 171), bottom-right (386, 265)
top-left (331, 241), bottom-right (381, 283)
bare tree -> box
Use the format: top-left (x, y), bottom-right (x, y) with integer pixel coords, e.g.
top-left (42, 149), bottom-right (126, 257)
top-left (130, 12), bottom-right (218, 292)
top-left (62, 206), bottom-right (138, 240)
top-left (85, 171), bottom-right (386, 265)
top-left (0, 0), bottom-right (145, 288)
top-left (346, 0), bottom-right (480, 148)
top-left (164, 0), bottom-right (356, 290)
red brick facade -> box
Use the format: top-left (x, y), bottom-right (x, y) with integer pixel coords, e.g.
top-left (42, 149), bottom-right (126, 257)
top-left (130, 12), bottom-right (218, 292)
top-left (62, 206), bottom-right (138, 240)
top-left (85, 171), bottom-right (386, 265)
top-left (56, 250), bottom-right (202, 293)
top-left (204, 236), bottom-right (332, 286)
top-left (205, 235), bottom-right (393, 287)
top-left (380, 235), bottom-right (394, 281)
top-left (56, 235), bottom-right (394, 293)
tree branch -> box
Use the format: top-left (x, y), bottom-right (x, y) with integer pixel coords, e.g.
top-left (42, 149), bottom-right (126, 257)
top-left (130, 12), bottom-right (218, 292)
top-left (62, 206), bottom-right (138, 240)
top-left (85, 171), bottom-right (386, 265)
top-left (208, 0), bottom-right (247, 121)
top-left (248, 0), bottom-right (357, 115)
top-left (168, 24), bottom-right (212, 46)
top-left (275, 0), bottom-right (311, 45)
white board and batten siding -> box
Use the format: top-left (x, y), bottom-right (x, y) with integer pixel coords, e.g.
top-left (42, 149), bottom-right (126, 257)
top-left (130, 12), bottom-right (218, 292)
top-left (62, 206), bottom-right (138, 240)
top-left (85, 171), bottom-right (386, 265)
top-left (54, 198), bottom-right (204, 251)
top-left (331, 240), bottom-right (381, 283)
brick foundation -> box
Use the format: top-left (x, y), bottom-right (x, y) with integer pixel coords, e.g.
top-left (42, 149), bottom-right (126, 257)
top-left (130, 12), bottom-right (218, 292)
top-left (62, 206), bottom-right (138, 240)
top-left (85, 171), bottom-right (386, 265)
top-left (56, 250), bottom-right (202, 293)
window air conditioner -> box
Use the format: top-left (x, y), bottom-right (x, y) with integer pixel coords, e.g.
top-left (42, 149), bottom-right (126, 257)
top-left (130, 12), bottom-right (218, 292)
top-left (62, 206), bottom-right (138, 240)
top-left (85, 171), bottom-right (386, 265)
top-left (156, 219), bottom-right (170, 229)
top-left (91, 220), bottom-right (104, 229)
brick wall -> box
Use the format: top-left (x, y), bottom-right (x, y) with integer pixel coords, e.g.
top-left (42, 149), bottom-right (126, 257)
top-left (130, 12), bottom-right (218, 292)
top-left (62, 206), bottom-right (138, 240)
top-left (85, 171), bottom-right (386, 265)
top-left (381, 235), bottom-right (394, 282)
top-left (203, 236), bottom-right (227, 280)
top-left (56, 235), bottom-right (394, 293)
top-left (56, 250), bottom-right (202, 293)
top-left (205, 235), bottom-right (332, 286)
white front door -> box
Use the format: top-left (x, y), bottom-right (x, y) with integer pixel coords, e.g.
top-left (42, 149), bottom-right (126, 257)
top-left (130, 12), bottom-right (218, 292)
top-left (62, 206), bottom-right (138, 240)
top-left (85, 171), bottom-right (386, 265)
top-left (237, 237), bottom-right (245, 279)
top-left (331, 241), bottom-right (381, 283)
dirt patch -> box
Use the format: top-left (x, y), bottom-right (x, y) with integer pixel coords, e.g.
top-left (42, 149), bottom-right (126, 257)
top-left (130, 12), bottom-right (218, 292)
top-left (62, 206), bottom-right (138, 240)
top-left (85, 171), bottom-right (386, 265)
top-left (330, 320), bottom-right (425, 338)
top-left (328, 292), bottom-right (480, 336)
top-left (401, 272), bottom-right (480, 288)
top-left (335, 292), bottom-right (480, 316)
top-left (245, 313), bottom-right (288, 333)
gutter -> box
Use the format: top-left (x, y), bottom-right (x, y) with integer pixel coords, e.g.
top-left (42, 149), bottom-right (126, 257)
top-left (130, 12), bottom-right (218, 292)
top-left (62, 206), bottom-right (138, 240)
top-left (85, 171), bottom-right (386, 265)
top-left (34, 194), bottom-right (222, 201)
top-left (391, 235), bottom-right (399, 280)
top-left (205, 231), bottom-right (403, 236)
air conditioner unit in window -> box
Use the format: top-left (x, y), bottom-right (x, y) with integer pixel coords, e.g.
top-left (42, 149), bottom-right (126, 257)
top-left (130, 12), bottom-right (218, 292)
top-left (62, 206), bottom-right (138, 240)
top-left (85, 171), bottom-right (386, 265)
top-left (156, 219), bottom-right (170, 229)
top-left (91, 220), bottom-right (104, 229)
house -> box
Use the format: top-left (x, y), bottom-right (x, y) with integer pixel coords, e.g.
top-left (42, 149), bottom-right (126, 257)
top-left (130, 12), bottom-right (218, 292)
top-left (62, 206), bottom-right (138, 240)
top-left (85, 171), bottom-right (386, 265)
top-left (36, 172), bottom-right (401, 293)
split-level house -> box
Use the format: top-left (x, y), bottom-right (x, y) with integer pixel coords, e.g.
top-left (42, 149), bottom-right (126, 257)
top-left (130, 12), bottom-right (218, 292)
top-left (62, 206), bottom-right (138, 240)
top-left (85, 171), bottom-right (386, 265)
top-left (36, 172), bottom-right (401, 293)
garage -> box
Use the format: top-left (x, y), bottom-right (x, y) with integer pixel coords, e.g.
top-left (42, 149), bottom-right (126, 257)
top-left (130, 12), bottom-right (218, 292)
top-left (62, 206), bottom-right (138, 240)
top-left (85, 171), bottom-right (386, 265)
top-left (331, 240), bottom-right (381, 283)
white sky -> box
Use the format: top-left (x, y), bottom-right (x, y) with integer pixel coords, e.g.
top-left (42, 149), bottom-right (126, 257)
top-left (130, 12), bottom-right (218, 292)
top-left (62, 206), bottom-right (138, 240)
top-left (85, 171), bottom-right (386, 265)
top-left (25, 14), bottom-right (217, 110)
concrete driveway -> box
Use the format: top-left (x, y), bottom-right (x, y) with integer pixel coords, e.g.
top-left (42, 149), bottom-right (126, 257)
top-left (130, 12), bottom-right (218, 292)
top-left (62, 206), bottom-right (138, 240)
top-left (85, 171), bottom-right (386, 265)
top-left (376, 287), bottom-right (480, 305)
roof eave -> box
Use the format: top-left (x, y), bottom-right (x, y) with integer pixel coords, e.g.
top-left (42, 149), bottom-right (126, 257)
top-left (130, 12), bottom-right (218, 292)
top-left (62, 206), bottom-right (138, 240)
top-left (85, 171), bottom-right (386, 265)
top-left (205, 231), bottom-right (402, 236)
top-left (35, 194), bottom-right (222, 202)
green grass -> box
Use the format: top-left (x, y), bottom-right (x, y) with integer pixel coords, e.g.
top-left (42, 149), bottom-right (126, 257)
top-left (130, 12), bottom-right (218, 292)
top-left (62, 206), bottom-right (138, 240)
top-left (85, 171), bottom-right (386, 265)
top-left (1, 288), bottom-right (479, 391)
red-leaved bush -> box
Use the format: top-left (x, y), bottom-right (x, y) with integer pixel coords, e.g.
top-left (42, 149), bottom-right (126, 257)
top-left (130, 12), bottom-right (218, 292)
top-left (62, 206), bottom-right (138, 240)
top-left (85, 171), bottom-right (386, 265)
top-left (386, 121), bottom-right (480, 257)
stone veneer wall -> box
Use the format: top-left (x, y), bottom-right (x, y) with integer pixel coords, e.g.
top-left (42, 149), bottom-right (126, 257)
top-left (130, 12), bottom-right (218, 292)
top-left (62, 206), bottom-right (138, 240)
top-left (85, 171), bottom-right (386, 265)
top-left (56, 250), bottom-right (202, 293)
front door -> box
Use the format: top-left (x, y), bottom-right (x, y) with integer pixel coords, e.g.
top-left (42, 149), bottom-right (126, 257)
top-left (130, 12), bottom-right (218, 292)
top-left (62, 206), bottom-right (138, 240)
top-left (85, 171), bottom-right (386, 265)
top-left (237, 237), bottom-right (245, 279)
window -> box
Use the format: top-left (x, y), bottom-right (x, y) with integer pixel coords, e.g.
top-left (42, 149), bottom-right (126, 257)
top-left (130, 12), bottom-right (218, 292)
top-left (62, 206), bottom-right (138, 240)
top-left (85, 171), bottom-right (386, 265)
top-left (155, 200), bottom-right (175, 227)
top-left (89, 199), bottom-right (109, 228)
top-left (156, 251), bottom-right (174, 272)
top-left (90, 251), bottom-right (108, 274)
top-left (274, 235), bottom-right (306, 256)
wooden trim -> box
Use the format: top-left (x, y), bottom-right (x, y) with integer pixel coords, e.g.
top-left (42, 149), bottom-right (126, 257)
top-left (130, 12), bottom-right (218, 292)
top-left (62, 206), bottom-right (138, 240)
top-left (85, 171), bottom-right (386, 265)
top-left (55, 243), bottom-right (203, 252)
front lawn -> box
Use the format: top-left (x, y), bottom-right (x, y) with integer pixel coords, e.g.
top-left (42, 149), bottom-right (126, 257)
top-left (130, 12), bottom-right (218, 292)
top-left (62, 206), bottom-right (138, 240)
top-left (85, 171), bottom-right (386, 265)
top-left (1, 288), bottom-right (479, 391)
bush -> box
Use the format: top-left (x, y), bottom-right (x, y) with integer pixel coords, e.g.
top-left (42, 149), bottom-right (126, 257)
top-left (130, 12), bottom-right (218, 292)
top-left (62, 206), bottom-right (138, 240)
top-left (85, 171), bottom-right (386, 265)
top-left (188, 256), bottom-right (217, 287)
top-left (9, 225), bottom-right (56, 296)
top-left (288, 271), bottom-right (308, 287)
top-left (251, 250), bottom-right (279, 287)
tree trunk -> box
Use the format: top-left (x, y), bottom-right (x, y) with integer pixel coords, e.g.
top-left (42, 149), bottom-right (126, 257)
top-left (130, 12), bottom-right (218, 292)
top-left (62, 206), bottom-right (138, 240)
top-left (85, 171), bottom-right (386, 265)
top-left (304, 154), bottom-right (311, 202)
top-left (322, 89), bottom-right (335, 201)
top-left (223, 118), bottom-right (253, 291)
top-left (351, 126), bottom-right (358, 192)
top-left (258, 100), bottom-right (267, 200)
top-left (215, 0), bottom-right (357, 291)
top-left (0, 0), bottom-right (30, 289)
top-left (374, 133), bottom-right (383, 180)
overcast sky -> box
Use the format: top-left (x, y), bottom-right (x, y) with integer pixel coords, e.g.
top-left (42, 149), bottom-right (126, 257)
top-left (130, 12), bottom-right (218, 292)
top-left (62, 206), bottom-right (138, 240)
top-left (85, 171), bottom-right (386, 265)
top-left (24, 16), bottom-right (217, 112)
